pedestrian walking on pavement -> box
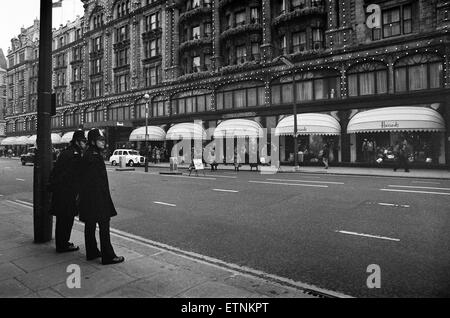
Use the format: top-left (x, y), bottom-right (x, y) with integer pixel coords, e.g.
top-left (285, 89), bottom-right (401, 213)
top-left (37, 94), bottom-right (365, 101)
top-left (78, 129), bottom-right (125, 265)
top-left (393, 140), bottom-right (410, 172)
top-left (48, 130), bottom-right (87, 253)
top-left (321, 144), bottom-right (330, 169)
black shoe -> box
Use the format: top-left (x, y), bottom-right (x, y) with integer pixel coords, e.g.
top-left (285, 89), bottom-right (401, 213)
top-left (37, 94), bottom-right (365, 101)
top-left (405, 170), bottom-right (410, 172)
top-left (56, 244), bottom-right (79, 253)
top-left (102, 256), bottom-right (125, 265)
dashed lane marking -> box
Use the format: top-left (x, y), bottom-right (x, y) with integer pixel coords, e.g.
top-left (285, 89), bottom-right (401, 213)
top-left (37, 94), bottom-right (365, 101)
top-left (212, 189), bottom-right (239, 193)
top-left (16, 178), bottom-right (25, 182)
top-left (411, 181), bottom-right (441, 185)
top-left (336, 230), bottom-right (400, 242)
top-left (153, 201), bottom-right (177, 207)
top-left (381, 189), bottom-right (450, 196)
top-left (205, 175), bottom-right (237, 179)
top-left (267, 178), bottom-right (344, 185)
top-left (378, 202), bottom-right (410, 208)
top-left (388, 185), bottom-right (450, 191)
top-left (249, 180), bottom-right (328, 188)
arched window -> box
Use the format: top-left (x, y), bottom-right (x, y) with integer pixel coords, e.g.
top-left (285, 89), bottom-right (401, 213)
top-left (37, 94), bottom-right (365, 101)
top-left (91, 7), bottom-right (104, 29)
top-left (394, 54), bottom-right (443, 92)
top-left (64, 111), bottom-right (73, 127)
top-left (16, 118), bottom-right (25, 132)
top-left (6, 121), bottom-right (14, 133)
top-left (95, 105), bottom-right (106, 122)
top-left (84, 107), bottom-right (95, 123)
top-left (73, 109), bottom-right (81, 128)
top-left (271, 70), bottom-right (340, 105)
top-left (151, 96), bottom-right (169, 117)
top-left (115, 0), bottom-right (130, 19)
top-left (51, 114), bottom-right (61, 129)
top-left (348, 62), bottom-right (388, 96)
top-left (172, 90), bottom-right (212, 115)
top-left (108, 102), bottom-right (133, 121)
top-left (216, 82), bottom-right (264, 110)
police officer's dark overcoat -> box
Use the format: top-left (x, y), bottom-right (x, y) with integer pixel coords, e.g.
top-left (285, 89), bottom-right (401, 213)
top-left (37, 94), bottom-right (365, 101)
top-left (78, 146), bottom-right (117, 223)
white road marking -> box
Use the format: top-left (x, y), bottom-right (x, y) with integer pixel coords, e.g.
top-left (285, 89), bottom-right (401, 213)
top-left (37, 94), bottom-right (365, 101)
top-left (412, 181), bottom-right (441, 185)
top-left (388, 185), bottom-right (450, 191)
top-left (378, 202), bottom-right (410, 208)
top-left (15, 199), bottom-right (33, 206)
top-left (153, 201), bottom-right (177, 207)
top-left (381, 189), bottom-right (450, 196)
top-left (7, 198), bottom-right (351, 298)
top-left (249, 180), bottom-right (328, 188)
top-left (336, 230), bottom-right (400, 242)
top-left (267, 178), bottom-right (344, 185)
top-left (171, 175), bottom-right (217, 181)
top-left (205, 175), bottom-right (237, 179)
top-left (16, 178), bottom-right (25, 182)
top-left (0, 194), bottom-right (4, 197)
top-left (4, 167), bottom-right (11, 169)
top-left (212, 189), bottom-right (239, 193)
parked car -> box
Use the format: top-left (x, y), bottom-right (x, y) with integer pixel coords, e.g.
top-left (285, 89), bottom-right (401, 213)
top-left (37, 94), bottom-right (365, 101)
top-left (109, 149), bottom-right (145, 167)
top-left (20, 147), bottom-right (36, 165)
top-left (20, 147), bottom-right (58, 166)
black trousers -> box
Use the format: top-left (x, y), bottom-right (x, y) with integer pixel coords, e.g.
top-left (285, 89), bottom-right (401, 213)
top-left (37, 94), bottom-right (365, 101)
top-left (84, 219), bottom-right (116, 261)
top-left (55, 214), bottom-right (75, 250)
top-left (395, 155), bottom-right (410, 171)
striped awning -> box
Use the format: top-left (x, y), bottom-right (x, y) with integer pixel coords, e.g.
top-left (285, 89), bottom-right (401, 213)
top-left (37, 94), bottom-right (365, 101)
top-left (129, 126), bottom-right (166, 141)
top-left (347, 107), bottom-right (446, 133)
top-left (14, 136), bottom-right (31, 145)
top-left (0, 137), bottom-right (18, 146)
top-left (166, 123), bottom-right (206, 140)
top-left (213, 119), bottom-right (264, 138)
top-left (60, 131), bottom-right (88, 144)
top-left (275, 113), bottom-right (341, 136)
top-left (27, 133), bottom-right (62, 144)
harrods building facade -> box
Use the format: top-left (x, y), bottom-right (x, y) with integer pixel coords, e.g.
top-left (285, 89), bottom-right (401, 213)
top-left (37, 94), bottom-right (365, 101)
top-left (3, 0), bottom-right (450, 167)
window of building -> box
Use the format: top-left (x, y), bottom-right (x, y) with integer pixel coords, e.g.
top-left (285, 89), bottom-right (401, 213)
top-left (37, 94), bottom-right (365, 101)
top-left (312, 29), bottom-right (323, 51)
top-left (95, 105), bottom-right (105, 121)
top-left (204, 54), bottom-right (212, 71)
top-left (144, 38), bottom-right (161, 58)
top-left (236, 45), bottom-right (246, 64)
top-left (173, 91), bottom-right (211, 115)
top-left (280, 35), bottom-right (287, 55)
top-left (151, 96), bottom-right (167, 117)
top-left (108, 102), bottom-right (132, 121)
top-left (144, 65), bottom-right (161, 86)
top-left (236, 10), bottom-right (246, 26)
top-left (192, 26), bottom-right (200, 39)
top-left (251, 43), bottom-right (260, 60)
top-left (271, 72), bottom-right (340, 104)
top-left (192, 56), bottom-right (201, 72)
top-left (116, 48), bottom-right (130, 67)
top-left (85, 107), bottom-right (95, 123)
top-left (292, 31), bottom-right (306, 53)
top-left (394, 54), bottom-right (443, 92)
top-left (216, 82), bottom-right (265, 110)
top-left (91, 81), bottom-right (103, 98)
top-left (116, 0), bottom-right (130, 18)
top-left (374, 4), bottom-right (413, 40)
top-left (92, 58), bottom-right (102, 74)
top-left (348, 63), bottom-right (388, 96)
top-left (204, 23), bottom-right (212, 37)
top-left (115, 74), bottom-right (130, 93)
top-left (250, 8), bottom-right (259, 23)
top-left (116, 25), bottom-right (129, 43)
top-left (291, 0), bottom-right (305, 10)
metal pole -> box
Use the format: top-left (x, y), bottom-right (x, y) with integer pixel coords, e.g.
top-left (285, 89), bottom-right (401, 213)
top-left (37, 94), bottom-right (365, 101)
top-left (293, 75), bottom-right (298, 169)
top-left (34, 0), bottom-right (53, 243)
top-left (144, 100), bottom-right (149, 172)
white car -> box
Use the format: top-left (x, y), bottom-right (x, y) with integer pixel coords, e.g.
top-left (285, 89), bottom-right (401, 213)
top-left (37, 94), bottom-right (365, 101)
top-left (109, 149), bottom-right (145, 167)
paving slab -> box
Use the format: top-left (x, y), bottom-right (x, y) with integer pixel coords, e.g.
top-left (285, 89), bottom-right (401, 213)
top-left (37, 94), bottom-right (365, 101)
top-left (130, 268), bottom-right (210, 298)
top-left (177, 281), bottom-right (254, 298)
top-left (0, 263), bottom-right (27, 282)
top-left (52, 267), bottom-right (136, 298)
top-left (11, 250), bottom-right (84, 272)
top-left (16, 261), bottom-right (99, 291)
top-left (112, 255), bottom-right (179, 279)
top-left (0, 279), bottom-right (32, 298)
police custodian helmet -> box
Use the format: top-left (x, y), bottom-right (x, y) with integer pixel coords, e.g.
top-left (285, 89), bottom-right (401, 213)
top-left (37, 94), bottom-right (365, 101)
top-left (87, 128), bottom-right (105, 143)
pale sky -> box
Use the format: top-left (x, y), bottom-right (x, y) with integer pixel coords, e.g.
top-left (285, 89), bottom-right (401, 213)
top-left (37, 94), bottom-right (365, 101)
top-left (0, 0), bottom-right (85, 55)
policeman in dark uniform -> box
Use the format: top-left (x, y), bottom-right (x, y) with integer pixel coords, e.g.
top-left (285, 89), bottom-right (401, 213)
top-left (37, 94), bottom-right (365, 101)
top-left (49, 130), bottom-right (87, 253)
top-left (79, 129), bottom-right (124, 265)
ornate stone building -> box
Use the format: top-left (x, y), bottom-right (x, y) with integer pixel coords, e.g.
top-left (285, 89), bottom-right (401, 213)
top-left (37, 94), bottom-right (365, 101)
top-left (3, 0), bottom-right (450, 167)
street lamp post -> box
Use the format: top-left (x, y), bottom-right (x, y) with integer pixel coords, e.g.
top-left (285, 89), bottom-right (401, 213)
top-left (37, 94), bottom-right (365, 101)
top-left (143, 94), bottom-right (150, 172)
top-left (277, 56), bottom-right (299, 170)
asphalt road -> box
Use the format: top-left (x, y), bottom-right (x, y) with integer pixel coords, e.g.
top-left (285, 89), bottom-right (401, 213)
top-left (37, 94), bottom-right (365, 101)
top-left (1, 158), bottom-right (449, 297)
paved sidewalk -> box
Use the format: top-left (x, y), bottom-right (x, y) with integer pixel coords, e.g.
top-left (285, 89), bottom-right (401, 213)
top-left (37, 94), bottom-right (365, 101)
top-left (0, 200), bottom-right (327, 298)
top-left (140, 162), bottom-right (450, 180)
